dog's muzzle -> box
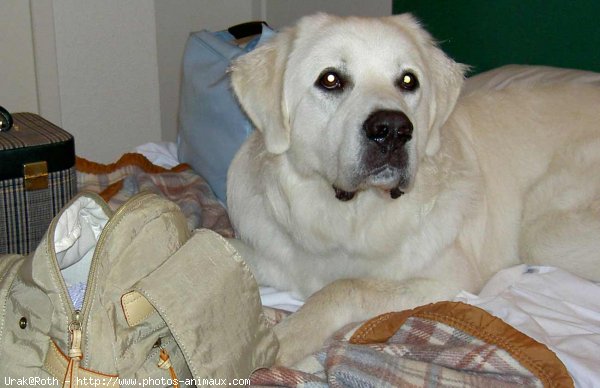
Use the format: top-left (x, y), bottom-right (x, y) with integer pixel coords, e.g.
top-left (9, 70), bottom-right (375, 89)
top-left (332, 110), bottom-right (413, 202)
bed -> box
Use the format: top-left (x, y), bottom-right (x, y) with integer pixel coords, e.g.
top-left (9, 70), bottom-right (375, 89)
top-left (74, 65), bottom-right (600, 387)
top-left (75, 160), bottom-right (600, 387)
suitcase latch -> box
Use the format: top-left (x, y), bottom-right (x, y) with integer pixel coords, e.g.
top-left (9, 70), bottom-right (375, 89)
top-left (23, 161), bottom-right (49, 191)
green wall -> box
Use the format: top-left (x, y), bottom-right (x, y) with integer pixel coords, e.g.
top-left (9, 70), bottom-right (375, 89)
top-left (393, 0), bottom-right (600, 75)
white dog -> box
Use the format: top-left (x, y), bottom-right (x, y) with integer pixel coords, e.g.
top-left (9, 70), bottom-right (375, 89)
top-left (227, 13), bottom-right (600, 365)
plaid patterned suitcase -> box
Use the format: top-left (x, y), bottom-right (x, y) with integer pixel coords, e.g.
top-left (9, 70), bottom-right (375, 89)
top-left (0, 107), bottom-right (77, 254)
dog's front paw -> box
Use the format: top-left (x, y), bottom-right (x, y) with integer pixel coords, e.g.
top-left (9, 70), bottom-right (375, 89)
top-left (273, 316), bottom-right (328, 367)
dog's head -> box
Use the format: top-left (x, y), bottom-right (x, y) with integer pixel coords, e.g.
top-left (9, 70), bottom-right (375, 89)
top-left (231, 13), bottom-right (465, 200)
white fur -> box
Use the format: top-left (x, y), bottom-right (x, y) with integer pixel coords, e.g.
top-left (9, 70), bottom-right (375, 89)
top-left (227, 13), bottom-right (600, 365)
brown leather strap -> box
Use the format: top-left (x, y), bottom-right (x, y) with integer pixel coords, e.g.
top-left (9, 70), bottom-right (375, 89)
top-left (121, 290), bottom-right (157, 327)
top-left (44, 341), bottom-right (118, 385)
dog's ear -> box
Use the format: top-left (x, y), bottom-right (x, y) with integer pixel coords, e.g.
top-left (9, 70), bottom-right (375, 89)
top-left (425, 39), bottom-right (467, 156)
top-left (230, 28), bottom-right (296, 154)
top-left (388, 14), bottom-right (467, 156)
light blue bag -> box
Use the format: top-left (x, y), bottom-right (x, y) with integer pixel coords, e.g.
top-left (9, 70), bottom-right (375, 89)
top-left (177, 22), bottom-right (275, 204)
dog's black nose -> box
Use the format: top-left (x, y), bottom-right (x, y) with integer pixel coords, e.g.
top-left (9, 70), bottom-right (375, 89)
top-left (363, 110), bottom-right (413, 151)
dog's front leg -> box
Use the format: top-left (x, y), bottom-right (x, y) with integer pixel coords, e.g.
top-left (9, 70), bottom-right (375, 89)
top-left (274, 277), bottom-right (458, 366)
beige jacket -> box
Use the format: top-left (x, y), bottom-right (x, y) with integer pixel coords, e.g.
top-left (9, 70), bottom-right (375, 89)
top-left (0, 192), bottom-right (277, 386)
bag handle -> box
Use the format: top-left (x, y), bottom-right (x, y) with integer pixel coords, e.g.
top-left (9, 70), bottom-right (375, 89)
top-left (0, 105), bottom-right (13, 132)
top-left (228, 21), bottom-right (269, 39)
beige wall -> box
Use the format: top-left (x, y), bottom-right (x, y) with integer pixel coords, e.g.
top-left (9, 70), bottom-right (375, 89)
top-left (264, 0), bottom-right (392, 28)
top-left (30, 0), bottom-right (61, 125)
top-left (0, 0), bottom-right (391, 163)
top-left (52, 1), bottom-right (162, 163)
top-left (0, 1), bottom-right (38, 114)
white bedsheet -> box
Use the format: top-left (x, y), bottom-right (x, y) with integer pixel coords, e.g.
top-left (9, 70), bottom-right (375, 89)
top-left (259, 287), bottom-right (304, 312)
top-left (133, 141), bottom-right (180, 168)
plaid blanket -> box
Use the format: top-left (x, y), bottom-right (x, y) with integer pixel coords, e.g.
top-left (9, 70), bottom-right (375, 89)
top-left (255, 302), bottom-right (573, 388)
top-left (76, 153), bottom-right (234, 237)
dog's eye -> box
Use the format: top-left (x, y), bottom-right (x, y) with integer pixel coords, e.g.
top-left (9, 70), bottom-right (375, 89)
top-left (317, 71), bottom-right (343, 91)
top-left (397, 72), bottom-right (419, 92)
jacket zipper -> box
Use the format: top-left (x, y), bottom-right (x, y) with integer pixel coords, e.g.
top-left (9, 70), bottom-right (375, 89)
top-left (63, 309), bottom-right (82, 388)
top-left (49, 192), bottom-right (152, 374)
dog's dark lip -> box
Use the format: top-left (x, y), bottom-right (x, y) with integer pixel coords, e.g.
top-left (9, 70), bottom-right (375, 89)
top-left (332, 185), bottom-right (404, 201)
top-left (389, 187), bottom-right (404, 199)
top-left (333, 186), bottom-right (356, 201)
